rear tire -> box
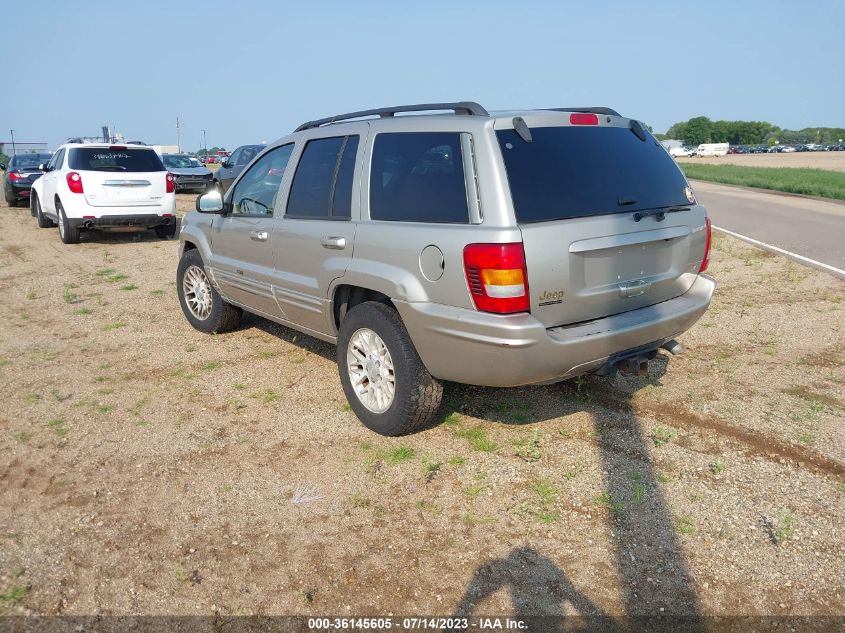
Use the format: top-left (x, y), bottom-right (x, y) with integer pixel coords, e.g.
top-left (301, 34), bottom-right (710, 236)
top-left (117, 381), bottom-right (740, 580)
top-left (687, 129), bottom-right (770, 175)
top-left (177, 248), bottom-right (242, 334)
top-left (337, 301), bottom-right (442, 436)
top-left (57, 200), bottom-right (80, 244)
top-left (33, 194), bottom-right (55, 228)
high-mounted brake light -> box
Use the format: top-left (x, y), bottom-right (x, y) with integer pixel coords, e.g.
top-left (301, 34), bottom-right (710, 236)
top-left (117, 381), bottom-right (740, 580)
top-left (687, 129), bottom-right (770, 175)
top-left (66, 172), bottom-right (84, 194)
top-left (699, 217), bottom-right (712, 273)
top-left (166, 173), bottom-right (175, 193)
top-left (109, 145), bottom-right (127, 150)
top-left (463, 243), bottom-right (530, 314)
top-left (570, 113), bottom-right (599, 125)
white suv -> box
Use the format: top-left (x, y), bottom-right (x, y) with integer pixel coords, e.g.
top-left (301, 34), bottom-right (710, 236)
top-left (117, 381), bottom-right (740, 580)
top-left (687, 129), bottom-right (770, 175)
top-left (30, 143), bottom-right (177, 243)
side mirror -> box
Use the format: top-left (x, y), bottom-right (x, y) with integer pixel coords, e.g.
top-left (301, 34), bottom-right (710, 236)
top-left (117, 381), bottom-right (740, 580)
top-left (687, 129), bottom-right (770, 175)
top-left (221, 160), bottom-right (231, 168)
top-left (196, 190), bottom-right (224, 214)
top-left (0, 163), bottom-right (5, 171)
top-left (38, 163), bottom-right (46, 171)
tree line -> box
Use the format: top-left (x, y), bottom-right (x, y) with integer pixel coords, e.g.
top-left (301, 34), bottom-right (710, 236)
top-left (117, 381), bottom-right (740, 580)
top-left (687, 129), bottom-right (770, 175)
top-left (658, 116), bottom-right (845, 146)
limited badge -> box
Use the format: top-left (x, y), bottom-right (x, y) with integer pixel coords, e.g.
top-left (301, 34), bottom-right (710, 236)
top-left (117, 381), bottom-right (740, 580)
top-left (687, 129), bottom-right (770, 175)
top-left (684, 186), bottom-right (696, 204)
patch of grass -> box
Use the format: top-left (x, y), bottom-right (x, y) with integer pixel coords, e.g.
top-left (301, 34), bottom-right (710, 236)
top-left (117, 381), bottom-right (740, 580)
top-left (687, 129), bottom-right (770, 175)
top-left (532, 478), bottom-right (559, 505)
top-left (422, 454), bottom-right (441, 478)
top-left (710, 458), bottom-right (727, 475)
top-left (774, 508), bottom-right (794, 544)
top-left (298, 589), bottom-right (316, 605)
top-left (250, 388), bottom-right (280, 403)
top-left (631, 482), bottom-right (646, 504)
top-left (232, 382), bottom-right (246, 390)
top-left (387, 446), bottom-right (415, 465)
top-left (513, 428), bottom-right (542, 462)
top-left (106, 273), bottom-right (129, 283)
top-left (680, 164), bottom-right (845, 201)
top-left (95, 268), bottom-right (116, 277)
top-left (0, 358), bottom-right (10, 368)
top-left (0, 585), bottom-right (30, 603)
top-left (835, 483), bottom-right (845, 494)
top-left (656, 471), bottom-right (674, 484)
top-left (447, 455), bottom-right (466, 466)
top-left (258, 350), bottom-right (278, 359)
top-left (489, 400), bottom-right (533, 424)
top-left (63, 284), bottom-right (78, 304)
top-left (75, 307), bottom-right (94, 315)
top-left (75, 398), bottom-right (114, 414)
top-left (201, 361), bottom-right (222, 371)
top-left (96, 388), bottom-right (114, 395)
top-left (47, 418), bottom-right (67, 437)
top-left (167, 368), bottom-right (196, 380)
top-left (23, 393), bottom-right (41, 404)
top-left (651, 425), bottom-right (677, 447)
top-left (594, 491), bottom-right (623, 513)
top-left (441, 412), bottom-right (463, 427)
top-left (150, 289), bottom-right (165, 296)
top-left (462, 483), bottom-right (485, 498)
top-left (674, 515), bottom-right (696, 535)
top-left (100, 321), bottom-right (126, 331)
top-left (230, 399), bottom-right (247, 415)
top-left (13, 430), bottom-right (32, 444)
top-left (349, 493), bottom-right (371, 508)
top-left (119, 284), bottom-right (139, 291)
top-left (454, 426), bottom-right (497, 453)
top-left (25, 289), bottom-right (36, 300)
top-left (562, 461), bottom-right (583, 481)
top-left (536, 511), bottom-right (560, 524)
top-left (463, 514), bottom-right (495, 527)
top-left (340, 402), bottom-right (352, 412)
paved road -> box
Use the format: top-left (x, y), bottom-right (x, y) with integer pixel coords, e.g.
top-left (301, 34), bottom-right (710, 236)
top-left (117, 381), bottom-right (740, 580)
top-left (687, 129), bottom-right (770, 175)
top-left (691, 180), bottom-right (845, 278)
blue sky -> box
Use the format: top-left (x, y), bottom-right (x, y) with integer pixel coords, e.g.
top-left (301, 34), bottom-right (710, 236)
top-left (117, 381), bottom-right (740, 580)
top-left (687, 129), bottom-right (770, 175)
top-left (2, 0), bottom-right (843, 151)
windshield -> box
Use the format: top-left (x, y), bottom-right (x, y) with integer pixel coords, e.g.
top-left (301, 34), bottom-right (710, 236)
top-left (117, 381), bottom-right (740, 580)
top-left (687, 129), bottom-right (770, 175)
top-left (163, 155), bottom-right (202, 169)
top-left (10, 154), bottom-right (52, 170)
top-left (497, 126), bottom-right (690, 223)
top-left (68, 148), bottom-right (165, 172)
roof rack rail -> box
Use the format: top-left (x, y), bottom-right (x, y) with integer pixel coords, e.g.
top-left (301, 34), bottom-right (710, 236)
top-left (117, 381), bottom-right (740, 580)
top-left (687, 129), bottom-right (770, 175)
top-left (546, 107), bottom-right (621, 117)
top-left (294, 101), bottom-right (489, 132)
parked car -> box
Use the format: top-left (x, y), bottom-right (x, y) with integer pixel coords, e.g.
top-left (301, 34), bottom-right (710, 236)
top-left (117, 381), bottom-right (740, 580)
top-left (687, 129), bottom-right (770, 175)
top-left (29, 143), bottom-right (177, 243)
top-left (212, 144), bottom-right (265, 193)
top-left (668, 146), bottom-right (694, 158)
top-left (2, 153), bottom-right (53, 206)
top-left (162, 153), bottom-right (213, 192)
top-left (176, 102), bottom-right (714, 436)
top-left (694, 143), bottom-right (729, 157)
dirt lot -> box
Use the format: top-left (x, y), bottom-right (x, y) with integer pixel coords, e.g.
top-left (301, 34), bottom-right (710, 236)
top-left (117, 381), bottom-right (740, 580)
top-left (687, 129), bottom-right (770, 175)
top-left (677, 151), bottom-right (845, 172)
top-left (1, 193), bottom-right (844, 622)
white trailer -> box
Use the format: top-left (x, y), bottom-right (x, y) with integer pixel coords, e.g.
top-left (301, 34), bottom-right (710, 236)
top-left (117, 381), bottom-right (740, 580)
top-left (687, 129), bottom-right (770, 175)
top-left (695, 143), bottom-right (729, 157)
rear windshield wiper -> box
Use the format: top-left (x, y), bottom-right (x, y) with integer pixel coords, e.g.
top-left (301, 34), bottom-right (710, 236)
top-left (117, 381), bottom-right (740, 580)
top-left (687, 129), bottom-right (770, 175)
top-left (96, 166), bottom-right (128, 171)
top-left (633, 206), bottom-right (690, 222)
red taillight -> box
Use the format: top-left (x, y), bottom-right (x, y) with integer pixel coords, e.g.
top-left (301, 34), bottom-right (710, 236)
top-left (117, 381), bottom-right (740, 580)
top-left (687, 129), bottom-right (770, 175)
top-left (570, 112), bottom-right (599, 125)
top-left (66, 172), bottom-right (84, 194)
top-left (8, 172), bottom-right (26, 181)
top-left (699, 216), bottom-right (712, 273)
top-left (166, 173), bottom-right (175, 193)
top-left (109, 145), bottom-right (127, 150)
top-left (463, 243), bottom-right (530, 314)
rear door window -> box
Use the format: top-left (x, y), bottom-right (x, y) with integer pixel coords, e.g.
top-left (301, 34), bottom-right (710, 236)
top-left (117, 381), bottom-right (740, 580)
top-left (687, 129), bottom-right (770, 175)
top-left (68, 148), bottom-right (165, 172)
top-left (286, 136), bottom-right (359, 220)
top-left (497, 126), bottom-right (690, 223)
top-left (369, 132), bottom-right (468, 223)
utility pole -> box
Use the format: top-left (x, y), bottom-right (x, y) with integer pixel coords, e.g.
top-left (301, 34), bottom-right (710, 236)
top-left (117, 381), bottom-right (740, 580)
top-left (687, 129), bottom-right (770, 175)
top-left (176, 117), bottom-right (181, 153)
top-left (10, 129), bottom-right (16, 155)
top-left (202, 129), bottom-right (207, 156)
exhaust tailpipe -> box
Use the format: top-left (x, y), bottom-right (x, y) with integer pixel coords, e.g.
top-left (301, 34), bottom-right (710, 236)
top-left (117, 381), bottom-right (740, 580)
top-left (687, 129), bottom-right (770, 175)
top-left (83, 220), bottom-right (94, 229)
top-left (661, 339), bottom-right (684, 356)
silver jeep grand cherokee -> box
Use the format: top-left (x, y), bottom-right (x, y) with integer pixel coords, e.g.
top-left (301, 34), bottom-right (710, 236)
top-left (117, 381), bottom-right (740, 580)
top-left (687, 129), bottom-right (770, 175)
top-left (177, 102), bottom-right (714, 436)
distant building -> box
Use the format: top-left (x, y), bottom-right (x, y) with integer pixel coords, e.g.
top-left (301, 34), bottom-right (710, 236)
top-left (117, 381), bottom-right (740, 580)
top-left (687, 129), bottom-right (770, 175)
top-left (0, 141), bottom-right (50, 155)
top-left (151, 144), bottom-right (181, 155)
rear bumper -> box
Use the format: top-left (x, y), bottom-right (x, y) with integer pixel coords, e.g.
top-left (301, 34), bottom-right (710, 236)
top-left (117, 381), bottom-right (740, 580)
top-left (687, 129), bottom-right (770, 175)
top-left (396, 274), bottom-right (715, 387)
top-left (69, 214), bottom-right (176, 229)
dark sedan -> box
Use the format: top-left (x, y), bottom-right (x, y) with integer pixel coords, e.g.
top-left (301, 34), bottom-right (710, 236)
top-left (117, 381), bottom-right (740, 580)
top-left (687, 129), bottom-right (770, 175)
top-left (213, 144), bottom-right (265, 193)
top-left (2, 153), bottom-right (52, 207)
top-left (162, 154), bottom-right (213, 192)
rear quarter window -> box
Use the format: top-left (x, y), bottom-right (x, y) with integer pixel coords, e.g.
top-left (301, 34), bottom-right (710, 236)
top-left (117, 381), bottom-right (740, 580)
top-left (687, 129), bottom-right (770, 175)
top-left (497, 126), bottom-right (690, 223)
top-left (369, 132), bottom-right (469, 223)
top-left (69, 148), bottom-right (165, 172)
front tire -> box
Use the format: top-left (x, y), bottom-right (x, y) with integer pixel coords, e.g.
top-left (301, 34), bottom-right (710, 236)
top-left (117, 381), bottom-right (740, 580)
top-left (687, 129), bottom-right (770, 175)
top-left (177, 248), bottom-right (242, 333)
top-left (57, 200), bottom-right (80, 244)
top-left (337, 301), bottom-right (443, 436)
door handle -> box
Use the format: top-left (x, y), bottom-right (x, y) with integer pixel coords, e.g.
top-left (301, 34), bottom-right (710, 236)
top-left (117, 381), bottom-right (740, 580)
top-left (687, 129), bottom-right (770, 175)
top-left (321, 236), bottom-right (346, 250)
top-left (249, 230), bottom-right (269, 242)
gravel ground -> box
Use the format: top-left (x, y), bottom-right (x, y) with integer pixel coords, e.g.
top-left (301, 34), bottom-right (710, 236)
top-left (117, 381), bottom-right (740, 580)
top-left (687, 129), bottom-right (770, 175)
top-left (0, 193), bottom-right (843, 620)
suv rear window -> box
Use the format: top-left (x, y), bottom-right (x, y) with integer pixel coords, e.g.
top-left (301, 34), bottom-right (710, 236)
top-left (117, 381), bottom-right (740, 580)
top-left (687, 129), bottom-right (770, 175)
top-left (68, 148), bottom-right (165, 172)
top-left (497, 126), bottom-right (690, 223)
top-left (369, 132), bottom-right (469, 223)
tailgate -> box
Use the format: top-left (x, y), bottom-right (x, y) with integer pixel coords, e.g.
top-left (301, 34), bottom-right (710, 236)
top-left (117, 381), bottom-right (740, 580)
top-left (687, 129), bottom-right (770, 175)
top-left (84, 172), bottom-right (167, 207)
top-left (520, 208), bottom-right (708, 328)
